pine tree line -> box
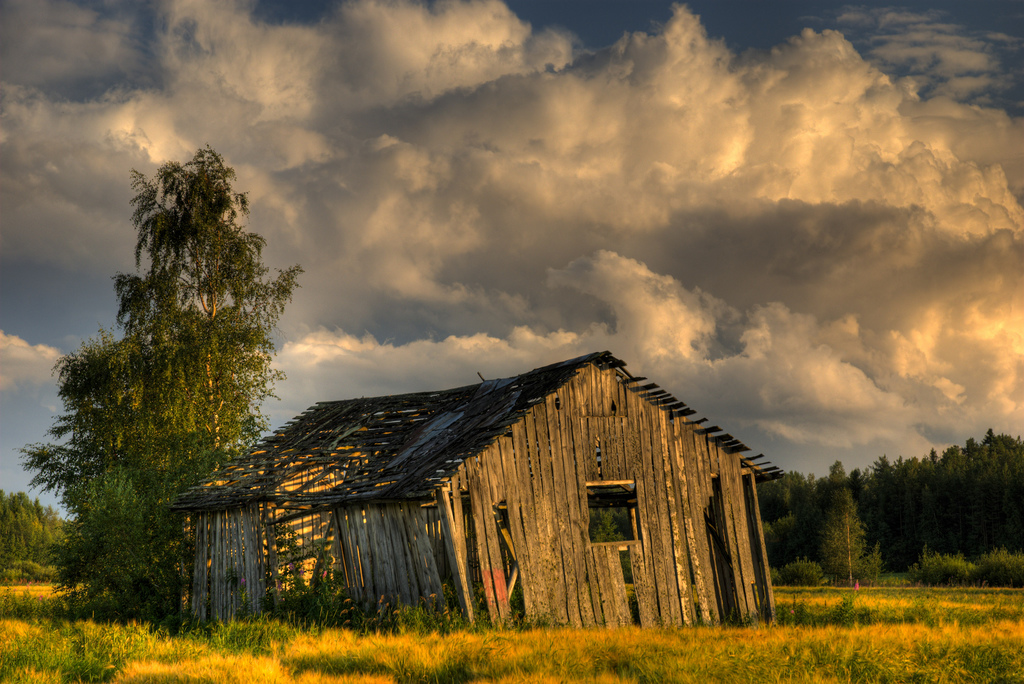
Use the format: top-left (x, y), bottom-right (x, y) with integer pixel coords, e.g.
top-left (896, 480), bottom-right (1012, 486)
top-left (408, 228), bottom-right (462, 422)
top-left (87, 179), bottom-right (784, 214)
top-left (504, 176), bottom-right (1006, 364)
top-left (758, 430), bottom-right (1024, 578)
top-left (0, 491), bottom-right (63, 569)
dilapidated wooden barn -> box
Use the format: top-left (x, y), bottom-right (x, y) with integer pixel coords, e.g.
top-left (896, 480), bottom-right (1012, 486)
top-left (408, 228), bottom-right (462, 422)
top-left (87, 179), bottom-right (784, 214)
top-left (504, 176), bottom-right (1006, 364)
top-left (172, 351), bottom-right (781, 626)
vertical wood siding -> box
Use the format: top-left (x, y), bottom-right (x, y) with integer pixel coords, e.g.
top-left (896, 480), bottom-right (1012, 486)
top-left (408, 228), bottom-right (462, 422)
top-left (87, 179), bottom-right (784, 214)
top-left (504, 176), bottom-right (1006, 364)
top-left (187, 361), bottom-right (774, 625)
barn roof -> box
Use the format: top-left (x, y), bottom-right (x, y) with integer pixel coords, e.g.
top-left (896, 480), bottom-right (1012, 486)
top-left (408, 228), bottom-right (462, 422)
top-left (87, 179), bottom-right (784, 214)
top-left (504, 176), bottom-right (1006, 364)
top-left (171, 351), bottom-right (779, 514)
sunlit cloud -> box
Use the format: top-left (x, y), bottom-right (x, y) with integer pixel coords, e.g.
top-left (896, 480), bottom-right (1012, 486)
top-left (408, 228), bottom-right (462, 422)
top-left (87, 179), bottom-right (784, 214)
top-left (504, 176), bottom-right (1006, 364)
top-left (2, 0), bottom-right (1022, 477)
top-left (0, 331), bottom-right (61, 392)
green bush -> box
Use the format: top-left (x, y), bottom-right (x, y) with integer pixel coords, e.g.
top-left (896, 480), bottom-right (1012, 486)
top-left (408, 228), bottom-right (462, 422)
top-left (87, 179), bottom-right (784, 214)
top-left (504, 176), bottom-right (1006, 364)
top-left (776, 558), bottom-right (825, 586)
top-left (855, 543), bottom-right (884, 582)
top-left (2, 560), bottom-right (57, 583)
top-left (972, 548), bottom-right (1024, 587)
top-left (908, 548), bottom-right (975, 586)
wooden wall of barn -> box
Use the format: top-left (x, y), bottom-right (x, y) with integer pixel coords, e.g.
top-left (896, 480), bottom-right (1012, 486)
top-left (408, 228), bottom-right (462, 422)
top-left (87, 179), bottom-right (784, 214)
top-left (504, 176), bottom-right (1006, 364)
top-left (187, 361), bottom-right (774, 625)
top-left (189, 504), bottom-right (276, 620)
top-left (439, 363), bottom-right (775, 626)
top-left (189, 501), bottom-right (452, 621)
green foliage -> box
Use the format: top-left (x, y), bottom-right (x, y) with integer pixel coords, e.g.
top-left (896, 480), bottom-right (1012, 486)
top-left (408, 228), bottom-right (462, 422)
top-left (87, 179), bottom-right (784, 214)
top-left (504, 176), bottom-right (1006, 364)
top-left (758, 431), bottom-right (1024, 575)
top-left (53, 468), bottom-right (191, 621)
top-left (819, 486), bottom-right (867, 584)
top-left (20, 147), bottom-right (301, 622)
top-left (907, 547), bottom-right (1024, 587)
top-left (973, 548), bottom-right (1024, 587)
top-left (1, 561), bottom-right (57, 584)
top-left (776, 557), bottom-right (825, 586)
top-left (0, 491), bottom-right (63, 570)
top-left (856, 542), bottom-right (884, 582)
top-left (908, 547), bottom-right (976, 586)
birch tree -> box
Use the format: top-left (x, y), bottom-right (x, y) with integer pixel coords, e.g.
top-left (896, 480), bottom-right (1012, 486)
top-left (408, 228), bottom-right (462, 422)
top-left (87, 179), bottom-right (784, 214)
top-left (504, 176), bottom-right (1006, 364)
top-left (22, 147), bottom-right (301, 618)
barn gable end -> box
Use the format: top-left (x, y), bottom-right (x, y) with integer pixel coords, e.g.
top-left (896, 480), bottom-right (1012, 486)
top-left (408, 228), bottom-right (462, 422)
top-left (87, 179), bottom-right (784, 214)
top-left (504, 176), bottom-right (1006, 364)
top-left (172, 351), bottom-right (779, 625)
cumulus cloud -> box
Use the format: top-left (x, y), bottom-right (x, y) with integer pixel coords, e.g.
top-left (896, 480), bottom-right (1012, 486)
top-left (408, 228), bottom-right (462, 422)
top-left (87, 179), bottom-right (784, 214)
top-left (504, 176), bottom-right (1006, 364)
top-left (0, 331), bottom-right (61, 391)
top-left (3, 1), bottom-right (1022, 473)
top-left (0, 0), bottom-right (151, 98)
top-left (276, 248), bottom-right (1020, 459)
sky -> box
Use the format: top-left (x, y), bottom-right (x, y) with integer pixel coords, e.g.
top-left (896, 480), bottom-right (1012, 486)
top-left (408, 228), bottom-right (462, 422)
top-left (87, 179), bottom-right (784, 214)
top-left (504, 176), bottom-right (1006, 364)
top-left (2, 0), bottom-right (1023, 514)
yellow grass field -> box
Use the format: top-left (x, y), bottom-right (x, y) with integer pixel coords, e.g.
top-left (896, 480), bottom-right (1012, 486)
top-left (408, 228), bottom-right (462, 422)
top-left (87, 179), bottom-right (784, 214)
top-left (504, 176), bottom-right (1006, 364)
top-left (2, 586), bottom-right (1023, 683)
top-left (1, 583), bottom-right (53, 599)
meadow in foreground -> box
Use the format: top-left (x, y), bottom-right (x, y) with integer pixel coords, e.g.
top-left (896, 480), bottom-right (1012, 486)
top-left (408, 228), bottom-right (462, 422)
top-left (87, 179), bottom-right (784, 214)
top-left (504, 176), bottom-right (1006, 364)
top-left (2, 586), bottom-right (1023, 683)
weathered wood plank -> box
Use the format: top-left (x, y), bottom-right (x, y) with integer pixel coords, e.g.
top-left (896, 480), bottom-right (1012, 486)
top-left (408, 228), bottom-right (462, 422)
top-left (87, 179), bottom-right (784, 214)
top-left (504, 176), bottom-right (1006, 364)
top-left (745, 472), bottom-right (775, 622)
top-left (603, 545), bottom-right (632, 626)
top-left (642, 401), bottom-right (682, 625)
top-left (479, 453), bottom-right (512, 621)
top-left (726, 454), bottom-right (758, 617)
top-left (629, 543), bottom-right (658, 626)
top-left (539, 395), bottom-right (576, 625)
top-left (466, 458), bottom-right (500, 620)
top-left (589, 544), bottom-right (615, 626)
top-left (631, 393), bottom-right (673, 624)
top-left (436, 484), bottom-right (474, 621)
top-left (543, 396), bottom-right (585, 627)
top-left (502, 430), bottom-right (537, 617)
top-left (517, 406), bottom-right (549, 618)
top-left (719, 446), bottom-right (756, 617)
top-left (657, 412), bottom-right (694, 625)
top-left (192, 513), bottom-right (207, 619)
top-left (387, 505), bottom-right (418, 606)
top-left (335, 508), bottom-right (357, 593)
top-left (560, 382), bottom-right (599, 625)
top-left (211, 511), bottom-right (220, 619)
top-left (352, 506), bottom-right (379, 606)
top-left (673, 421), bottom-right (714, 623)
top-left (687, 422), bottom-right (719, 622)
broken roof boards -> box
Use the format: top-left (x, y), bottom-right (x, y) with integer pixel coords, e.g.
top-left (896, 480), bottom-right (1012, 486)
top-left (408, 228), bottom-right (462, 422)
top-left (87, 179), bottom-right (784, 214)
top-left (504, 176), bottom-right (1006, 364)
top-left (173, 351), bottom-right (779, 624)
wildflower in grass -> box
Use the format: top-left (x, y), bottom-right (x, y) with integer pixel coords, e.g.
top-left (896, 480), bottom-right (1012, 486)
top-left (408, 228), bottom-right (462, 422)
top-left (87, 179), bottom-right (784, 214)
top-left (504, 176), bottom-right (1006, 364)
top-left (240, 577), bottom-right (246, 585)
top-left (322, 570), bottom-right (327, 579)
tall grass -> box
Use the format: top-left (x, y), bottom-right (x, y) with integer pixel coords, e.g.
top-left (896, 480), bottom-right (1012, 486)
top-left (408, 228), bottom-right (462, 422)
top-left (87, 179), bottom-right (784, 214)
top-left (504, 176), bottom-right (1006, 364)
top-left (775, 586), bottom-right (1024, 627)
top-left (3, 585), bottom-right (1023, 683)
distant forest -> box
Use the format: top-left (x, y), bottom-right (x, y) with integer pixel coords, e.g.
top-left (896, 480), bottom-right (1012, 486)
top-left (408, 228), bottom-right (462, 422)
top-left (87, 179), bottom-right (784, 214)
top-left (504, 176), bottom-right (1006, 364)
top-left (759, 430), bottom-right (1024, 573)
top-left (0, 491), bottom-right (63, 569)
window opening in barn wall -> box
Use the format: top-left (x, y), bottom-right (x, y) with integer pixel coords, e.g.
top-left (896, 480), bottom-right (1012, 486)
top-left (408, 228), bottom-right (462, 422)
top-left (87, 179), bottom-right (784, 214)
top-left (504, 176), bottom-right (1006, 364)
top-left (586, 480), bottom-right (638, 586)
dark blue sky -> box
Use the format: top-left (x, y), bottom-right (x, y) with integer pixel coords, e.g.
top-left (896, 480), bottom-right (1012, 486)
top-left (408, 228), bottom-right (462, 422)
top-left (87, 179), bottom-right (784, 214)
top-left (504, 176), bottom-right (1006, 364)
top-left (253, 0), bottom-right (1024, 113)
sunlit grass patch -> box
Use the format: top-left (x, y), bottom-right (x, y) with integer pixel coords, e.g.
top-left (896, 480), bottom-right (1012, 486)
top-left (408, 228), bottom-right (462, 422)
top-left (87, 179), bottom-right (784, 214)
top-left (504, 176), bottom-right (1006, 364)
top-left (0, 583), bottom-right (54, 598)
top-left (0, 585), bottom-right (63, 620)
top-left (285, 629), bottom-right (493, 683)
top-left (774, 586), bottom-right (1024, 627)
top-left (2, 587), bottom-right (1023, 683)
top-left (114, 654), bottom-right (342, 684)
top-left (0, 619), bottom-right (158, 682)
top-left (0, 618), bottom-right (44, 642)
